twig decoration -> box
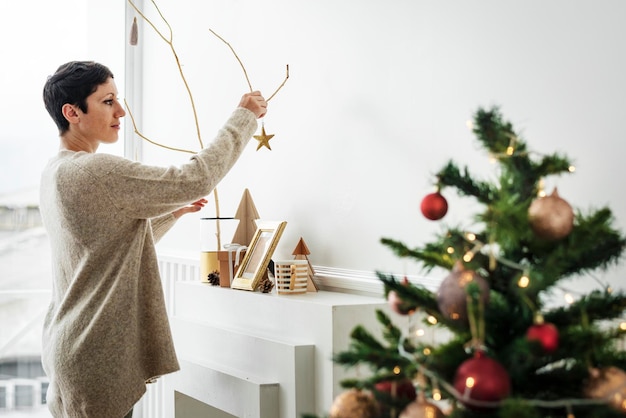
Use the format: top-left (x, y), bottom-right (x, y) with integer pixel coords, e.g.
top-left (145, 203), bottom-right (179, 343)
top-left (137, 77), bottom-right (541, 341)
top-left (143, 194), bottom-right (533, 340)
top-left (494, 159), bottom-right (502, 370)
top-left (266, 64), bottom-right (290, 102)
top-left (209, 28), bottom-right (289, 103)
top-left (127, 0), bottom-right (204, 149)
top-left (209, 29), bottom-right (253, 93)
top-left (126, 0), bottom-right (289, 249)
top-left (124, 99), bottom-right (195, 155)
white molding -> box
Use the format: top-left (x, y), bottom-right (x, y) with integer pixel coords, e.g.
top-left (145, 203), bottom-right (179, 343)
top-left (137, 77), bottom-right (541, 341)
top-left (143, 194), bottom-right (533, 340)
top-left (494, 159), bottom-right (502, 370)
top-left (314, 265), bottom-right (441, 298)
top-left (156, 250), bottom-right (441, 299)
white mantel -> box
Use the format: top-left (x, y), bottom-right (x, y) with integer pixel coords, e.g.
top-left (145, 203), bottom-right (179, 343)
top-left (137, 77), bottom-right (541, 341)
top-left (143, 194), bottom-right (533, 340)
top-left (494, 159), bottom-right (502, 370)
top-left (160, 281), bottom-right (402, 418)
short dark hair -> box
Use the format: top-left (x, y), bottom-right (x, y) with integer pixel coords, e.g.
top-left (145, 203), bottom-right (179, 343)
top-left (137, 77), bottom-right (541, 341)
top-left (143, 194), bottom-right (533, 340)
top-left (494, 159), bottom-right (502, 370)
top-left (43, 61), bottom-right (114, 134)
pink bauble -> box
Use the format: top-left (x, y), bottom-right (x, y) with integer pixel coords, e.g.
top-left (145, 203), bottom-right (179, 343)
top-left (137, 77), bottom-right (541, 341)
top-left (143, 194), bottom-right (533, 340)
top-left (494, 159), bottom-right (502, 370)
top-left (437, 263), bottom-right (490, 323)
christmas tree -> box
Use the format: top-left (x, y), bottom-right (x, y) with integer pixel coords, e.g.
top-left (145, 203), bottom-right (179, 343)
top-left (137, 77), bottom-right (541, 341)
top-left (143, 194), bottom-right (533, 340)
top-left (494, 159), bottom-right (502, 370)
top-left (327, 107), bottom-right (626, 418)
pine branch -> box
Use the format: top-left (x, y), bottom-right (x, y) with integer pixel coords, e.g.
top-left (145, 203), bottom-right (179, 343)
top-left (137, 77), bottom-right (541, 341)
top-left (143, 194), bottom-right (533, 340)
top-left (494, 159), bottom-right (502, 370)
top-left (333, 325), bottom-right (413, 372)
top-left (545, 290), bottom-right (626, 326)
top-left (376, 272), bottom-right (439, 312)
top-left (436, 161), bottom-right (498, 204)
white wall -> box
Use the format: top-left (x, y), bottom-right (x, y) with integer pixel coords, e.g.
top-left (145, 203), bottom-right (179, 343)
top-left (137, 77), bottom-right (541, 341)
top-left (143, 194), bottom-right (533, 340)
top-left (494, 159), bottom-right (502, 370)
top-left (131, 1), bottom-right (626, 290)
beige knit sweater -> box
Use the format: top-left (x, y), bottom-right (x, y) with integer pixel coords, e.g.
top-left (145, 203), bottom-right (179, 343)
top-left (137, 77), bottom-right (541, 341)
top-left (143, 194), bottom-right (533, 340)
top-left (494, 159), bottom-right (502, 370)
top-left (39, 108), bottom-right (257, 418)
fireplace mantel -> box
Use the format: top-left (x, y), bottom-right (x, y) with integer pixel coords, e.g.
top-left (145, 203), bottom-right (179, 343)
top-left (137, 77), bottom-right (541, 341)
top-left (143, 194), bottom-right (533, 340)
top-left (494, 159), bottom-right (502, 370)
top-left (161, 281), bottom-right (396, 418)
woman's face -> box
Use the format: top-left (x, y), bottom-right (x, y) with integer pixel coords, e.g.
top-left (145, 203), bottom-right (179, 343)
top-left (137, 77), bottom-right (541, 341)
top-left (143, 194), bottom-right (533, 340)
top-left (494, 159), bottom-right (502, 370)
top-left (74, 77), bottom-right (125, 145)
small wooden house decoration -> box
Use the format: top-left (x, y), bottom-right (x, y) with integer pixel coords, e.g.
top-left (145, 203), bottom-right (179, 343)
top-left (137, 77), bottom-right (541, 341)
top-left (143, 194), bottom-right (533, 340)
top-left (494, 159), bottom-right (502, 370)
top-left (292, 237), bottom-right (318, 292)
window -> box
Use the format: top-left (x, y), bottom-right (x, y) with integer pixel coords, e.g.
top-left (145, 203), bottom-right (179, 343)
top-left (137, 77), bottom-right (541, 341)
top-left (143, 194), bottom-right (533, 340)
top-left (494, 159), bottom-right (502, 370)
top-left (0, 1), bottom-right (125, 415)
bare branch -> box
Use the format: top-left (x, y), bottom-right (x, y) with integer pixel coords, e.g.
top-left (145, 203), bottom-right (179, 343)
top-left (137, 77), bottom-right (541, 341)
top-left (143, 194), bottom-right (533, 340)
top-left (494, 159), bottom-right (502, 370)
top-left (209, 28), bottom-right (289, 102)
top-left (125, 99), bottom-right (196, 155)
top-left (128, 0), bottom-right (203, 149)
top-left (209, 29), bottom-right (253, 93)
top-left (266, 64), bottom-right (289, 103)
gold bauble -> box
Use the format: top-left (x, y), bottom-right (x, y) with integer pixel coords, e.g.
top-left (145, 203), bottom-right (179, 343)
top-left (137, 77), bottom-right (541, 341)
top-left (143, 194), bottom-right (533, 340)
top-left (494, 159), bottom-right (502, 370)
top-left (528, 188), bottom-right (574, 241)
top-left (584, 366), bottom-right (626, 412)
top-left (399, 397), bottom-right (445, 418)
top-left (329, 388), bottom-right (379, 418)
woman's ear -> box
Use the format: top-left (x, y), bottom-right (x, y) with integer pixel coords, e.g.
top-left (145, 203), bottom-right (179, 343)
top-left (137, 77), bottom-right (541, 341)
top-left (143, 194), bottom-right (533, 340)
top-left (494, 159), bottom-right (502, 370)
top-left (61, 103), bottom-right (80, 125)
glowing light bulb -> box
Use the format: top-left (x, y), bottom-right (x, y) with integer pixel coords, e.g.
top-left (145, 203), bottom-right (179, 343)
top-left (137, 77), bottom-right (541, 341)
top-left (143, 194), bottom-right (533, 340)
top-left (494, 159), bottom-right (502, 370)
top-left (568, 165), bottom-right (576, 173)
top-left (466, 377), bottom-right (475, 388)
top-left (393, 366), bottom-right (401, 375)
top-left (620, 322), bottom-right (626, 331)
top-left (446, 246), bottom-right (455, 254)
top-left (465, 232), bottom-right (476, 241)
top-left (427, 316), bottom-right (438, 325)
top-left (463, 251), bottom-right (474, 262)
top-left (518, 274), bottom-right (530, 288)
top-left (432, 388), bottom-right (441, 401)
top-left (506, 146), bottom-right (514, 155)
top-left (564, 293), bottom-right (575, 304)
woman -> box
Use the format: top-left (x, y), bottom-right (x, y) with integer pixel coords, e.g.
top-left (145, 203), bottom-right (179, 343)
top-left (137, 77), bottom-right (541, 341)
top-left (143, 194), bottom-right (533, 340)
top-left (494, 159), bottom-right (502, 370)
top-left (40, 61), bottom-right (267, 417)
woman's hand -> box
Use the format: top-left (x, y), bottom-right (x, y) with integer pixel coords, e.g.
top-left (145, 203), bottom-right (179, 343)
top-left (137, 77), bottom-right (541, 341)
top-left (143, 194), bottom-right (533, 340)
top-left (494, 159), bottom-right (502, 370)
top-left (238, 91), bottom-right (268, 118)
top-left (173, 198), bottom-right (208, 219)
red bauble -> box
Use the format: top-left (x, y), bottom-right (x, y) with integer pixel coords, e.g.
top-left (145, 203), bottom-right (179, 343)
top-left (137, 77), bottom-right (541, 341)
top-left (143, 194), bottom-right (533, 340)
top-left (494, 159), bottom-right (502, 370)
top-left (420, 192), bottom-right (448, 220)
top-left (374, 379), bottom-right (417, 403)
top-left (526, 322), bottom-right (559, 353)
top-left (453, 351), bottom-right (511, 410)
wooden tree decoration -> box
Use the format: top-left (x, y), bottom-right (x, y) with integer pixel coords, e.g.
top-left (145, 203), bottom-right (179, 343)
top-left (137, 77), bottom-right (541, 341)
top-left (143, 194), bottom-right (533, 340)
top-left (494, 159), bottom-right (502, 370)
top-left (231, 189), bottom-right (260, 246)
top-left (292, 237), bottom-right (318, 292)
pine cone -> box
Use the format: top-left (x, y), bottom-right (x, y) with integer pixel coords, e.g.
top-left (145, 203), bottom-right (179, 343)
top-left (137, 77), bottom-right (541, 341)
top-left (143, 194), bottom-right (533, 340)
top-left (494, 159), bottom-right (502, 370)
top-left (207, 270), bottom-right (220, 286)
top-left (257, 275), bottom-right (274, 293)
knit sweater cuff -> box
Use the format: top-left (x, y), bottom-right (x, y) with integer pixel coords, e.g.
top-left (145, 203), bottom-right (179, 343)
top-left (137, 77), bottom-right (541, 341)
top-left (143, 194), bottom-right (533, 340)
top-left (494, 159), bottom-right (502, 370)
top-left (151, 213), bottom-right (177, 243)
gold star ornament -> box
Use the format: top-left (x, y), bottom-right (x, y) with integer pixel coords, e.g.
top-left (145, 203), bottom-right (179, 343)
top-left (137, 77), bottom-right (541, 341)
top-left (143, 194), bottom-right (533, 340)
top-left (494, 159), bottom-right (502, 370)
top-left (254, 124), bottom-right (275, 151)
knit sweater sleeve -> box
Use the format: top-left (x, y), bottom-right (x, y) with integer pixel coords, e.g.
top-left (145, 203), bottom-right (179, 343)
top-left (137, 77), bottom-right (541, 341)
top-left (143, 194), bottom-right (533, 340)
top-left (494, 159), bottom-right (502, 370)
top-left (97, 107), bottom-right (257, 220)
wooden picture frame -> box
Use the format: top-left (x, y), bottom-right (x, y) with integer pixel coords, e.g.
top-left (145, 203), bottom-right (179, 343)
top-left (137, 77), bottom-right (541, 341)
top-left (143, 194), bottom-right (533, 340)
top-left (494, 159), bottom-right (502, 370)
top-left (231, 220), bottom-right (287, 291)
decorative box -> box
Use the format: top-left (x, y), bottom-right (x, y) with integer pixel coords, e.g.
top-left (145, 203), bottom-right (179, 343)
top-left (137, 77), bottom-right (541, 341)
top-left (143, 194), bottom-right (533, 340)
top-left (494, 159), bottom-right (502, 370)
top-left (218, 244), bottom-right (247, 287)
top-left (274, 260), bottom-right (309, 295)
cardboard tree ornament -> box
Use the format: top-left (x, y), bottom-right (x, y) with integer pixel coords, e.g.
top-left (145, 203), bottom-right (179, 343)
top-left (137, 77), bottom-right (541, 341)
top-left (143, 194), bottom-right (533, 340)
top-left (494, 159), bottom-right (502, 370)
top-left (292, 237), bottom-right (318, 292)
top-left (214, 189), bottom-right (259, 287)
top-left (231, 189), bottom-right (260, 246)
